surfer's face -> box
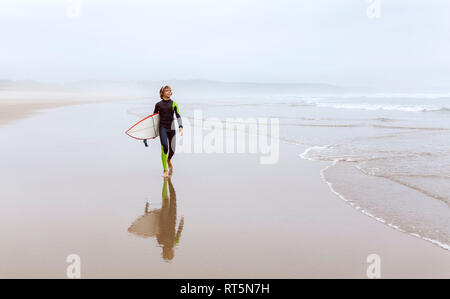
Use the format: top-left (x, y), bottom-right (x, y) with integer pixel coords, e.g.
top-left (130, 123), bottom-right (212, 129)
top-left (163, 88), bottom-right (172, 99)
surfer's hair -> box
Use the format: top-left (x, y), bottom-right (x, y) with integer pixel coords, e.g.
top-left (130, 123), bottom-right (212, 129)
top-left (160, 85), bottom-right (172, 99)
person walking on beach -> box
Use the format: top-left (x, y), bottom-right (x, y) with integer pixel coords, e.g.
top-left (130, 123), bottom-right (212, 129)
top-left (157, 177), bottom-right (184, 261)
top-left (127, 177), bottom-right (184, 261)
top-left (153, 85), bottom-right (183, 178)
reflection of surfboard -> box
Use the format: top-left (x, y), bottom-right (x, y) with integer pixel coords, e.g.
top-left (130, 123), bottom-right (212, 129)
top-left (128, 210), bottom-right (161, 237)
top-left (126, 113), bottom-right (160, 140)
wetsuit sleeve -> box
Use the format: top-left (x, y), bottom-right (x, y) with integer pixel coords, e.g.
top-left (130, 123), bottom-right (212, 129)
top-left (173, 101), bottom-right (183, 128)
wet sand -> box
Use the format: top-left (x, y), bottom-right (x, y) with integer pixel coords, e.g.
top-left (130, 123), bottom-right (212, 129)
top-left (0, 89), bottom-right (140, 127)
top-left (0, 100), bottom-right (449, 278)
top-left (0, 102), bottom-right (85, 127)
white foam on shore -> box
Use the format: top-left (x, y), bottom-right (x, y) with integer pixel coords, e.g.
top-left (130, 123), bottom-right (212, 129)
top-left (286, 95), bottom-right (450, 113)
top-left (299, 145), bottom-right (330, 161)
top-left (313, 102), bottom-right (450, 112)
top-left (297, 146), bottom-right (450, 252)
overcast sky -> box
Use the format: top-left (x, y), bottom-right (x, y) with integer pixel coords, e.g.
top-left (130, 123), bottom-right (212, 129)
top-left (1, 0), bottom-right (449, 90)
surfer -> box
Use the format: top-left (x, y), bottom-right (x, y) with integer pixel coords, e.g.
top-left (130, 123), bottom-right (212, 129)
top-left (158, 177), bottom-right (184, 261)
top-left (127, 177), bottom-right (184, 261)
top-left (153, 85), bottom-right (183, 178)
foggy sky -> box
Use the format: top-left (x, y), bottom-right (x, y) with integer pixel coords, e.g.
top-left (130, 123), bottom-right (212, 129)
top-left (1, 0), bottom-right (449, 90)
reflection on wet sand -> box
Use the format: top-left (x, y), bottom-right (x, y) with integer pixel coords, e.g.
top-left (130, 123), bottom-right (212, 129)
top-left (128, 178), bottom-right (184, 261)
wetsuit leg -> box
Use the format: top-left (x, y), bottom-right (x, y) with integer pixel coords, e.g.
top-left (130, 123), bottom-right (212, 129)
top-left (159, 127), bottom-right (169, 171)
top-left (167, 129), bottom-right (176, 161)
top-left (162, 179), bottom-right (168, 202)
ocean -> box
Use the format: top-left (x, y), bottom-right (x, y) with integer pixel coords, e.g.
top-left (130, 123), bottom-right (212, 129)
top-left (166, 93), bottom-right (450, 251)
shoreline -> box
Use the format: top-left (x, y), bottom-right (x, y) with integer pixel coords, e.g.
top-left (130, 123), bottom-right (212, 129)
top-left (0, 93), bottom-right (143, 127)
top-left (320, 160), bottom-right (450, 252)
top-left (0, 102), bottom-right (86, 127)
top-left (0, 100), bottom-right (449, 278)
top-left (299, 147), bottom-right (450, 253)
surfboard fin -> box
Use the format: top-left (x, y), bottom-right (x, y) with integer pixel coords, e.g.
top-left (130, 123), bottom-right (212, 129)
top-left (143, 139), bottom-right (148, 147)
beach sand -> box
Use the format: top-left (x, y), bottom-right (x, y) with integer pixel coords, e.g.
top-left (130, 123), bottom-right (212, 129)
top-left (0, 89), bottom-right (140, 127)
top-left (0, 102), bottom-right (84, 127)
top-left (0, 99), bottom-right (449, 278)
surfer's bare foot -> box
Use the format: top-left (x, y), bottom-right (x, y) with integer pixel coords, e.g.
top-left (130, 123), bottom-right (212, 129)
top-left (168, 160), bottom-right (173, 174)
top-left (162, 170), bottom-right (169, 178)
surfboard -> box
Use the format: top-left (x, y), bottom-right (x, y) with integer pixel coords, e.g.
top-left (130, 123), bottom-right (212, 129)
top-left (128, 209), bottom-right (161, 238)
top-left (126, 113), bottom-right (160, 140)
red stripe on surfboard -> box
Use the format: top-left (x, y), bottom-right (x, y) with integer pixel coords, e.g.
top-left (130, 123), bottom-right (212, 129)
top-left (125, 112), bottom-right (159, 140)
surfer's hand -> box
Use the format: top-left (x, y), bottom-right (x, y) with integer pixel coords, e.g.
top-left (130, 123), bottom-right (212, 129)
top-left (179, 128), bottom-right (183, 136)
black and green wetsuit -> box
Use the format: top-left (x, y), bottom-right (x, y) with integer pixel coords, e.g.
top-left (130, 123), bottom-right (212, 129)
top-left (158, 178), bottom-right (184, 260)
top-left (153, 99), bottom-right (183, 171)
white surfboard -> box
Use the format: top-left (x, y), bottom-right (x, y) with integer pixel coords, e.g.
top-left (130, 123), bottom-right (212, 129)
top-left (128, 209), bottom-right (161, 237)
top-left (126, 113), bottom-right (160, 140)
